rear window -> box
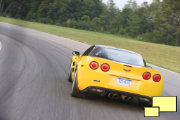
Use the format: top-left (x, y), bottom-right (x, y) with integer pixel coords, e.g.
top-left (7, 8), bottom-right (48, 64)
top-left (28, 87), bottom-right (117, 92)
top-left (91, 48), bottom-right (145, 66)
top-left (82, 45), bottom-right (95, 56)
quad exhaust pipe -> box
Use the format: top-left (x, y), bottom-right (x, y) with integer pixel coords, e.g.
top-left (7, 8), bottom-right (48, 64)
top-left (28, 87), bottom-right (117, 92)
top-left (108, 93), bottom-right (120, 100)
top-left (121, 95), bottom-right (133, 101)
top-left (108, 93), bottom-right (133, 101)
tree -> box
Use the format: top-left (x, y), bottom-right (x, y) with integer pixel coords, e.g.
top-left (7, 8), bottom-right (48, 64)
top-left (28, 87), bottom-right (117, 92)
top-left (1, 0), bottom-right (180, 46)
top-left (166, 0), bottom-right (180, 46)
top-left (125, 0), bottom-right (138, 10)
top-left (0, 0), bottom-right (4, 15)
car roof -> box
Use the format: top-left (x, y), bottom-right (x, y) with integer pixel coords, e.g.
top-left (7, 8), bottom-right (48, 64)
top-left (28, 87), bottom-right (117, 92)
top-left (94, 45), bottom-right (142, 57)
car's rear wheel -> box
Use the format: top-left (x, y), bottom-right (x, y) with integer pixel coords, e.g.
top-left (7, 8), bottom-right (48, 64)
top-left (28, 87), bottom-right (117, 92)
top-left (139, 99), bottom-right (152, 107)
top-left (68, 63), bottom-right (72, 82)
top-left (146, 101), bottom-right (152, 107)
top-left (68, 72), bottom-right (72, 82)
top-left (71, 71), bottom-right (84, 98)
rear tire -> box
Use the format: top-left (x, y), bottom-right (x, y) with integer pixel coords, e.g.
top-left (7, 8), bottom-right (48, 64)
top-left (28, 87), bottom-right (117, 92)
top-left (68, 63), bottom-right (72, 82)
top-left (71, 71), bottom-right (83, 98)
top-left (147, 101), bottom-right (152, 107)
top-left (139, 100), bottom-right (152, 107)
top-left (68, 72), bottom-right (72, 82)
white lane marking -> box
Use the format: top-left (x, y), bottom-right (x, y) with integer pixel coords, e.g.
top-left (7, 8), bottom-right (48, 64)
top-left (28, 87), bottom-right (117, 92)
top-left (0, 41), bottom-right (2, 51)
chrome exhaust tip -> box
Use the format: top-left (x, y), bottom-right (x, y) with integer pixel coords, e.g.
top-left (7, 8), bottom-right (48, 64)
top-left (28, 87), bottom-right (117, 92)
top-left (121, 95), bottom-right (132, 101)
top-left (108, 93), bottom-right (120, 100)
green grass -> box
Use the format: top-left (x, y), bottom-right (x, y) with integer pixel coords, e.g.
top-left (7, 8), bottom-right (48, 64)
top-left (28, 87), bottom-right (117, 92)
top-left (0, 16), bottom-right (180, 73)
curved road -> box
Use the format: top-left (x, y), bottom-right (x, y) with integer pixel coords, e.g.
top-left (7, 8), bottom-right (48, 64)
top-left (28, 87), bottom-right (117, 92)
top-left (0, 22), bottom-right (179, 120)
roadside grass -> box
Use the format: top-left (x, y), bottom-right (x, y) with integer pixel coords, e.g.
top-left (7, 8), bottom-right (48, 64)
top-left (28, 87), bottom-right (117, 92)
top-left (0, 16), bottom-right (180, 73)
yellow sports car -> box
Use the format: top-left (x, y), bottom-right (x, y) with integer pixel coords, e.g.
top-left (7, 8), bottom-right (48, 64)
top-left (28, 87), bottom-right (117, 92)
top-left (68, 45), bottom-right (164, 105)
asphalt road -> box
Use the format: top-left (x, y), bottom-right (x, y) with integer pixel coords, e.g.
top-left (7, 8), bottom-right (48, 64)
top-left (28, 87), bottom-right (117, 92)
top-left (0, 22), bottom-right (179, 120)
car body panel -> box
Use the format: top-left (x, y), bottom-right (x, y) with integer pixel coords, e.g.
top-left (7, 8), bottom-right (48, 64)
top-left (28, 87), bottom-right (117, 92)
top-left (70, 45), bottom-right (164, 98)
top-left (71, 55), bottom-right (81, 81)
top-left (71, 56), bottom-right (164, 98)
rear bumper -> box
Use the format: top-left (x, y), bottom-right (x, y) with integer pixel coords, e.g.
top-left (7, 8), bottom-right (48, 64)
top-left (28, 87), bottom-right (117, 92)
top-left (82, 86), bottom-right (152, 103)
top-left (77, 72), bottom-right (164, 97)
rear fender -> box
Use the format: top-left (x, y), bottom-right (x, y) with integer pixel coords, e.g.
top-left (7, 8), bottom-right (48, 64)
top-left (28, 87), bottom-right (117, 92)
top-left (71, 55), bottom-right (81, 81)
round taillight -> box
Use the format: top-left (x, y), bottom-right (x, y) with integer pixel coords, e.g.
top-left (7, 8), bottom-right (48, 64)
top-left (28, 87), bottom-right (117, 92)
top-left (90, 61), bottom-right (99, 70)
top-left (153, 74), bottom-right (161, 82)
top-left (101, 63), bottom-right (110, 72)
top-left (143, 72), bottom-right (151, 80)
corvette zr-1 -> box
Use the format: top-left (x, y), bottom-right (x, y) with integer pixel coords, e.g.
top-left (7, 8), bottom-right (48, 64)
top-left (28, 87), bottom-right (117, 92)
top-left (68, 45), bottom-right (164, 105)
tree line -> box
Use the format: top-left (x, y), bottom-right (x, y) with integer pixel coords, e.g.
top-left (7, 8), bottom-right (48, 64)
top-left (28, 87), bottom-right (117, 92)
top-left (0, 0), bottom-right (180, 46)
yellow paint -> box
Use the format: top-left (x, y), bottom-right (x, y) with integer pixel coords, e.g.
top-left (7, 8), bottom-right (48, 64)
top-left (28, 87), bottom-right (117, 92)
top-left (153, 96), bottom-right (177, 112)
top-left (144, 107), bottom-right (160, 117)
top-left (71, 55), bottom-right (164, 97)
top-left (71, 55), bottom-right (81, 81)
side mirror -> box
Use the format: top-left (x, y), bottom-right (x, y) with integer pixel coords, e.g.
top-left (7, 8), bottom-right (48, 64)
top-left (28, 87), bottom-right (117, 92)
top-left (72, 51), bottom-right (80, 56)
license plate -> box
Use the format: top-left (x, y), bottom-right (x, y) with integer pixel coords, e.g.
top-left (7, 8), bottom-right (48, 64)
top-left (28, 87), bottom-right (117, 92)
top-left (117, 78), bottom-right (132, 87)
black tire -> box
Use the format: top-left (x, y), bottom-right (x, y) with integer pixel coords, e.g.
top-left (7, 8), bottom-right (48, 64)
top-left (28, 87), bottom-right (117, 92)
top-left (139, 100), bottom-right (152, 107)
top-left (147, 101), bottom-right (152, 107)
top-left (71, 71), bottom-right (83, 98)
top-left (68, 72), bottom-right (72, 82)
top-left (68, 63), bottom-right (72, 82)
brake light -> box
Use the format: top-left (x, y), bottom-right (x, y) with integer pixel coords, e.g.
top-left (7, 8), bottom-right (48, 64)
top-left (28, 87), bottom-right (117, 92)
top-left (101, 63), bottom-right (110, 72)
top-left (90, 61), bottom-right (99, 70)
top-left (143, 72), bottom-right (151, 80)
top-left (153, 74), bottom-right (161, 82)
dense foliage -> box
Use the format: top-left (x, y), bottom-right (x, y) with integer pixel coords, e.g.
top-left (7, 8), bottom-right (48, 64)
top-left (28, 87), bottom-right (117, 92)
top-left (0, 0), bottom-right (179, 46)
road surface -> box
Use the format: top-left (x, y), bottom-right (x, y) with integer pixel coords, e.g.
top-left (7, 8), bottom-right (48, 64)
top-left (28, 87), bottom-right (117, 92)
top-left (0, 22), bottom-right (179, 120)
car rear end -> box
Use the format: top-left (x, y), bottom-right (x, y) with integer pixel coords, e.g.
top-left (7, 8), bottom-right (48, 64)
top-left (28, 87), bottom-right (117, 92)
top-left (77, 56), bottom-right (164, 104)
